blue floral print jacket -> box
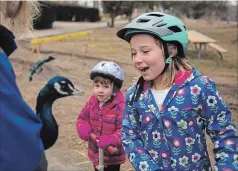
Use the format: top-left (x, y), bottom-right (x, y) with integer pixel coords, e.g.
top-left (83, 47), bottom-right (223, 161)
top-left (122, 68), bottom-right (238, 171)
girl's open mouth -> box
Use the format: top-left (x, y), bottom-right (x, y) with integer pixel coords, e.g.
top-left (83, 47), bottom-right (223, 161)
top-left (139, 67), bottom-right (149, 72)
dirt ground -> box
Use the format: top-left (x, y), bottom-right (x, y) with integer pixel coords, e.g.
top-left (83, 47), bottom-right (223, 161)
top-left (11, 19), bottom-right (237, 171)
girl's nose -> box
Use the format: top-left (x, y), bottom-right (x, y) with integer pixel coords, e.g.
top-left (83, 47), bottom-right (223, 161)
top-left (98, 87), bottom-right (103, 92)
top-left (133, 54), bottom-right (143, 64)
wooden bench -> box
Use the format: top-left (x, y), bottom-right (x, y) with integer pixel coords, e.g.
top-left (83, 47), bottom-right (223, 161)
top-left (187, 30), bottom-right (216, 59)
top-left (207, 43), bottom-right (228, 59)
top-left (187, 30), bottom-right (228, 60)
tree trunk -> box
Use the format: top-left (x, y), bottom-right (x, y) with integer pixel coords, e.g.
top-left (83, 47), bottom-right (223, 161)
top-left (110, 11), bottom-right (115, 27)
top-left (128, 14), bottom-right (132, 22)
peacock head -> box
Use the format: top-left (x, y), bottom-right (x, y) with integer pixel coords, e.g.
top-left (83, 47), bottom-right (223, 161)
top-left (40, 76), bottom-right (84, 100)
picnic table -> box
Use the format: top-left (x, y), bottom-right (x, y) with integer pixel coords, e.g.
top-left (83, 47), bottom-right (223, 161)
top-left (187, 30), bottom-right (216, 59)
top-left (187, 30), bottom-right (228, 59)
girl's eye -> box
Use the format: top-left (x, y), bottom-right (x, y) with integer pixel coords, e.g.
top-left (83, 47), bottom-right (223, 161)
top-left (104, 85), bottom-right (109, 88)
top-left (94, 84), bottom-right (99, 87)
top-left (131, 52), bottom-right (136, 57)
top-left (142, 50), bottom-right (149, 54)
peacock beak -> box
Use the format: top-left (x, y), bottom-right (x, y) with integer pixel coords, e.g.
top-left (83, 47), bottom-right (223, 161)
top-left (71, 88), bottom-right (85, 96)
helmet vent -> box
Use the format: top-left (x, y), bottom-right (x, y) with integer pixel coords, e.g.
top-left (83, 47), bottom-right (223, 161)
top-left (154, 23), bottom-right (167, 27)
top-left (168, 26), bottom-right (182, 33)
top-left (137, 19), bottom-right (150, 23)
top-left (147, 14), bottom-right (164, 17)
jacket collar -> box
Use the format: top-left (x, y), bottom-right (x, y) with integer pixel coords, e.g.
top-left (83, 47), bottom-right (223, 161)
top-left (137, 68), bottom-right (201, 117)
top-left (142, 68), bottom-right (201, 92)
top-left (91, 90), bottom-right (125, 109)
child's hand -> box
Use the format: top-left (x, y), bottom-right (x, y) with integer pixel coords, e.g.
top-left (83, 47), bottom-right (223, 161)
top-left (89, 133), bottom-right (98, 143)
top-left (94, 162), bottom-right (108, 169)
top-left (78, 123), bottom-right (91, 141)
top-left (97, 135), bottom-right (117, 149)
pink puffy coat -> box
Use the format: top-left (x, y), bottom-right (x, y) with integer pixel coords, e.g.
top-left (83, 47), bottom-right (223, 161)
top-left (76, 91), bottom-right (126, 166)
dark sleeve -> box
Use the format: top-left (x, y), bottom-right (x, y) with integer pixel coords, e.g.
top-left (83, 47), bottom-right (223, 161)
top-left (0, 51), bottom-right (44, 171)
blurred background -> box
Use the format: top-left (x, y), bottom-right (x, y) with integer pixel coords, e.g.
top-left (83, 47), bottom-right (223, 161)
top-left (33, 0), bottom-right (237, 29)
top-left (12, 1), bottom-right (237, 171)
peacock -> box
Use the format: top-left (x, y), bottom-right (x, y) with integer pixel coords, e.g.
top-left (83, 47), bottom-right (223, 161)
top-left (36, 76), bottom-right (84, 150)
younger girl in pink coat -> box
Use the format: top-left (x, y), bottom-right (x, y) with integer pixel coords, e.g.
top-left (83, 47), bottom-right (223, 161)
top-left (76, 61), bottom-right (126, 171)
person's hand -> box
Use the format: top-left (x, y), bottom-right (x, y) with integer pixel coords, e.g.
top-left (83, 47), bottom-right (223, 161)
top-left (94, 162), bottom-right (108, 169)
top-left (78, 123), bottom-right (91, 141)
top-left (97, 135), bottom-right (117, 149)
top-left (89, 133), bottom-right (97, 142)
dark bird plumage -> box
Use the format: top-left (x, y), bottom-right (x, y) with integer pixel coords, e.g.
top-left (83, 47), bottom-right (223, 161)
top-left (36, 76), bottom-right (84, 150)
top-left (29, 56), bottom-right (55, 81)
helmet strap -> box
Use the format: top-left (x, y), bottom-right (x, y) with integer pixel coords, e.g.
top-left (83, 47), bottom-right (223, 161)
top-left (111, 82), bottom-right (118, 96)
top-left (101, 94), bottom-right (113, 106)
top-left (100, 82), bottom-right (115, 106)
top-left (165, 57), bottom-right (172, 64)
top-left (129, 76), bottom-right (145, 105)
top-left (159, 42), bottom-right (171, 76)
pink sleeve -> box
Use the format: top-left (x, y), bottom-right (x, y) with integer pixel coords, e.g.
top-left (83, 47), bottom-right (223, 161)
top-left (76, 98), bottom-right (91, 132)
top-left (112, 101), bottom-right (125, 147)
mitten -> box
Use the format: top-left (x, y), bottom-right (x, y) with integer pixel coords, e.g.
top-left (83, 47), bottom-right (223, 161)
top-left (97, 135), bottom-right (117, 149)
top-left (77, 123), bottom-right (91, 141)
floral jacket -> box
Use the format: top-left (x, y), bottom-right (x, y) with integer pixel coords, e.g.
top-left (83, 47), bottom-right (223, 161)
top-left (122, 68), bottom-right (238, 171)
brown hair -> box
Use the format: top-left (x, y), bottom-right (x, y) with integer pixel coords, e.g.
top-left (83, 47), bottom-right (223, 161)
top-left (93, 76), bottom-right (120, 94)
top-left (93, 76), bottom-right (112, 86)
top-left (0, 1), bottom-right (40, 37)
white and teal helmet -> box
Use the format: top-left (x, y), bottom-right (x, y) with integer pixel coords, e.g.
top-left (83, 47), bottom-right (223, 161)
top-left (90, 61), bottom-right (124, 88)
top-left (117, 12), bottom-right (188, 57)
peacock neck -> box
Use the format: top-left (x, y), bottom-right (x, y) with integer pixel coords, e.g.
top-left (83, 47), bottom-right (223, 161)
top-left (37, 102), bottom-right (54, 121)
top-left (36, 92), bottom-right (55, 117)
top-left (36, 91), bottom-right (58, 127)
top-left (36, 89), bottom-right (59, 150)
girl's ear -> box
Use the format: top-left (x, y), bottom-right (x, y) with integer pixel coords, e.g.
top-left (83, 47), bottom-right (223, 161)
top-left (168, 44), bottom-right (178, 58)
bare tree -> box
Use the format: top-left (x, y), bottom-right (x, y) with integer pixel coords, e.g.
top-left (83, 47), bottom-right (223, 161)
top-left (102, 1), bottom-right (122, 27)
top-left (120, 1), bottom-right (136, 22)
top-left (102, 1), bottom-right (142, 27)
top-left (159, 1), bottom-right (229, 19)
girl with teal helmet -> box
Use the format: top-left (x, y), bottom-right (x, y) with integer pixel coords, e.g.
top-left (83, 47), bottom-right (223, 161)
top-left (117, 12), bottom-right (238, 171)
top-left (117, 12), bottom-right (193, 104)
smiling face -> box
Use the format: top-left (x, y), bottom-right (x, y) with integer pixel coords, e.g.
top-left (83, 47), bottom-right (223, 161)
top-left (93, 76), bottom-right (113, 103)
top-left (130, 34), bottom-right (165, 81)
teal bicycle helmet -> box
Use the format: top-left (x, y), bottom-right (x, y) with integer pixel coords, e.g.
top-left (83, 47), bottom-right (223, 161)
top-left (117, 12), bottom-right (188, 58)
top-left (117, 12), bottom-right (189, 105)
